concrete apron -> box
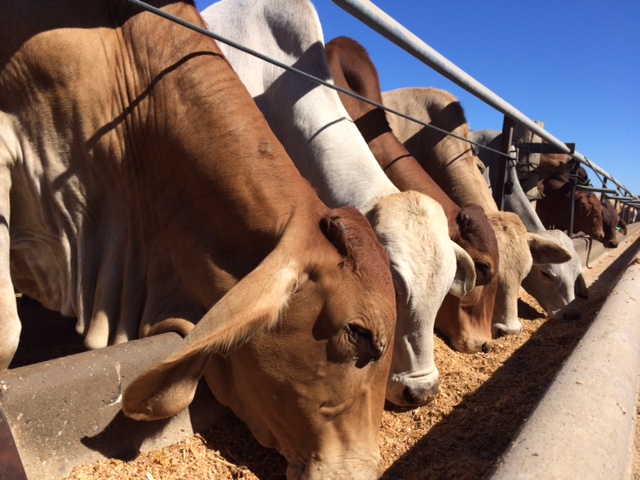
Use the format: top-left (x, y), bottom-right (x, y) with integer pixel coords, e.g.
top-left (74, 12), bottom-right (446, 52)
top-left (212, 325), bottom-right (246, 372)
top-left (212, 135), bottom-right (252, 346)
top-left (0, 332), bottom-right (228, 480)
top-left (491, 231), bottom-right (640, 479)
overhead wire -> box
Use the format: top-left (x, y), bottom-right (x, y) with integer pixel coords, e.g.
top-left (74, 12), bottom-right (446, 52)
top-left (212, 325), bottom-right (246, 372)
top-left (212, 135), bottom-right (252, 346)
top-left (122, 0), bottom-right (638, 204)
top-left (120, 0), bottom-right (513, 161)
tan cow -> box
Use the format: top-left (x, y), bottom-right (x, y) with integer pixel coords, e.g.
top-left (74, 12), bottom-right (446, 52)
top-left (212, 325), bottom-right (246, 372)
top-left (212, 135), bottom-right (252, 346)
top-left (324, 36), bottom-right (501, 361)
top-left (0, 1), bottom-right (396, 478)
top-left (382, 88), bottom-right (572, 349)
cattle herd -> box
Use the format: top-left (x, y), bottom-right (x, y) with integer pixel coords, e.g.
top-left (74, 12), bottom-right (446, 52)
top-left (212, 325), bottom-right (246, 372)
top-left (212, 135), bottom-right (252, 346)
top-left (0, 0), bottom-right (635, 479)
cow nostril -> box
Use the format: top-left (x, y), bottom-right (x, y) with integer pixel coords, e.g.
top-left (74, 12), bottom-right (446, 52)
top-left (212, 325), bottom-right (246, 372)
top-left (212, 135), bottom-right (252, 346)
top-left (481, 342), bottom-right (491, 353)
top-left (402, 386), bottom-right (437, 406)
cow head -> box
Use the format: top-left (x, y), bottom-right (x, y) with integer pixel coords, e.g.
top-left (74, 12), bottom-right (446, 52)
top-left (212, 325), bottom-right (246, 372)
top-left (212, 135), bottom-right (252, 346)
top-left (366, 191), bottom-right (475, 407)
top-left (575, 192), bottom-right (606, 243)
top-left (489, 212), bottom-right (573, 338)
top-left (123, 207), bottom-right (396, 480)
top-left (521, 229), bottom-right (588, 320)
top-left (454, 204), bottom-right (499, 285)
top-left (435, 281), bottom-right (498, 354)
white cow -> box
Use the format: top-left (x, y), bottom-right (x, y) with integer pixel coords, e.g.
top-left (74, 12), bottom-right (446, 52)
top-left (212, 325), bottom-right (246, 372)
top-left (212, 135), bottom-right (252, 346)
top-left (202, 0), bottom-right (476, 407)
top-left (470, 129), bottom-right (588, 319)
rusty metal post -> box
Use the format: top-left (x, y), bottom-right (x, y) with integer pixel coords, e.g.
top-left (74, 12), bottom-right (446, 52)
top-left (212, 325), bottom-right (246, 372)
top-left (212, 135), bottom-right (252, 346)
top-left (513, 121), bottom-right (543, 198)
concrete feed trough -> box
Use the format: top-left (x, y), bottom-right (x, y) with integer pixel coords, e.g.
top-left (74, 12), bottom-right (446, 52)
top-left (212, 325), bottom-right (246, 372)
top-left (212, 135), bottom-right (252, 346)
top-left (0, 227), bottom-right (639, 479)
top-left (0, 333), bottom-right (227, 480)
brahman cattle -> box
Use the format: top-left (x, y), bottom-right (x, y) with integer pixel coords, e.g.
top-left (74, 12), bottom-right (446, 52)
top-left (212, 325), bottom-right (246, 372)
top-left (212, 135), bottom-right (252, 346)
top-left (324, 36), bottom-right (502, 356)
top-left (382, 88), bottom-right (572, 348)
top-left (536, 174), bottom-right (609, 245)
top-left (202, 0), bottom-right (476, 406)
top-left (470, 129), bottom-right (588, 320)
top-left (325, 36), bottom-right (499, 286)
top-left (0, 1), bottom-right (398, 478)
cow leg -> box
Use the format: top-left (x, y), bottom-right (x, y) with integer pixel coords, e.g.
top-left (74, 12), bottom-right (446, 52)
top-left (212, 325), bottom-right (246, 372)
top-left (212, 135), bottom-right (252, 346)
top-left (0, 159), bottom-right (20, 369)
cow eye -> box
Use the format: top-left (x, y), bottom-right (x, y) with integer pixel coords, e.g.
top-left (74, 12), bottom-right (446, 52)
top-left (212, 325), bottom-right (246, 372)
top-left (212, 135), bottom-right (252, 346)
top-left (347, 324), bottom-right (382, 361)
top-left (540, 271), bottom-right (554, 281)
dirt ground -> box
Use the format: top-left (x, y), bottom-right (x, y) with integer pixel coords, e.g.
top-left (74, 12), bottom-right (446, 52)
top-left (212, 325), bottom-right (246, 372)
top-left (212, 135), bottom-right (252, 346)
top-left (10, 232), bottom-right (640, 480)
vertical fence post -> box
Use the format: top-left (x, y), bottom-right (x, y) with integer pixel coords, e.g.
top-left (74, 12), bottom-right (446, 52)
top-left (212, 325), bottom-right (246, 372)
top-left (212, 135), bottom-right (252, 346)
top-left (569, 180), bottom-right (577, 238)
top-left (496, 116), bottom-right (515, 211)
top-left (514, 121), bottom-right (543, 203)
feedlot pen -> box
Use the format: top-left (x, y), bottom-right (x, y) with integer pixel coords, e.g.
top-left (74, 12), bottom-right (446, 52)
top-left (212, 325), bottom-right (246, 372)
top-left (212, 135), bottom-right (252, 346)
top-left (3, 227), bottom-right (638, 480)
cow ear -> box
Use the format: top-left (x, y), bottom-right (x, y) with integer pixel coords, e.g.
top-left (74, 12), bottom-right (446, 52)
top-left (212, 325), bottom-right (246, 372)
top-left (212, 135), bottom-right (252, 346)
top-left (526, 186), bottom-right (543, 201)
top-left (448, 242), bottom-right (476, 297)
top-left (527, 232), bottom-right (572, 265)
top-left (575, 273), bottom-right (589, 300)
top-left (323, 206), bottom-right (388, 270)
top-left (618, 218), bottom-right (628, 235)
top-left (322, 209), bottom-right (354, 259)
top-left (122, 349), bottom-right (209, 421)
top-left (122, 252), bottom-right (302, 421)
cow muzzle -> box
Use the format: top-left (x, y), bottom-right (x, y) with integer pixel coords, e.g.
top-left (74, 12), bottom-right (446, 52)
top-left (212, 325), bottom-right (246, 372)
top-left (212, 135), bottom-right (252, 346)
top-left (290, 457), bottom-right (382, 480)
top-left (386, 369), bottom-right (439, 407)
top-left (450, 335), bottom-right (492, 354)
top-left (492, 321), bottom-right (523, 338)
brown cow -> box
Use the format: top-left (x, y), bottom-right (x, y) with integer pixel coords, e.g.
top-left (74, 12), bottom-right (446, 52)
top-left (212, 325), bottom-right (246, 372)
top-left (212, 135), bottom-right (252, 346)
top-left (538, 153), bottom-right (590, 186)
top-left (325, 36), bottom-right (499, 286)
top-left (382, 88), bottom-right (572, 352)
top-left (325, 36), bottom-right (501, 359)
top-left (1, 1), bottom-right (396, 478)
top-left (536, 174), bottom-right (609, 246)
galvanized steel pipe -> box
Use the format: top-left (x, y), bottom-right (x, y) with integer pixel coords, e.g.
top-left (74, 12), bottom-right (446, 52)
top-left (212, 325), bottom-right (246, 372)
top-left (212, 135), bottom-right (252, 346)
top-left (331, 0), bottom-right (634, 197)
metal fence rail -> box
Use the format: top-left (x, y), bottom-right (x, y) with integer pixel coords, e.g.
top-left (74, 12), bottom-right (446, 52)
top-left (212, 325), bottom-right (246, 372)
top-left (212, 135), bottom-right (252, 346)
top-left (331, 0), bottom-right (639, 207)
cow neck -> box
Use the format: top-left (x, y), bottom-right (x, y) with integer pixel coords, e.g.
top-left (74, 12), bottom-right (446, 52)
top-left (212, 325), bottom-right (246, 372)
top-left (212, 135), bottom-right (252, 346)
top-left (356, 108), bottom-right (460, 218)
top-left (355, 109), bottom-right (460, 224)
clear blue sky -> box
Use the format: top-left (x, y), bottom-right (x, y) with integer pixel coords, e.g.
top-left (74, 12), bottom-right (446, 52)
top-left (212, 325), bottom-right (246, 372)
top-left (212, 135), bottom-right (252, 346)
top-left (195, 0), bottom-right (640, 197)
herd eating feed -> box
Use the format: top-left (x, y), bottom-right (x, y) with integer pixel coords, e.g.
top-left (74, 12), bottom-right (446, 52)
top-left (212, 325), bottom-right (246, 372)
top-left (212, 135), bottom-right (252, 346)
top-left (0, 1), bottom-right (634, 479)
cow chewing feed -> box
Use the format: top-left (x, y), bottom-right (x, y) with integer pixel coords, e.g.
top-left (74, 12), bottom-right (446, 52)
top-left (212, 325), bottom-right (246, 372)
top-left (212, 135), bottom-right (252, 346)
top-left (382, 88), bottom-right (573, 351)
top-left (470, 128), bottom-right (588, 320)
top-left (0, 1), bottom-right (398, 478)
top-left (202, 0), bottom-right (476, 407)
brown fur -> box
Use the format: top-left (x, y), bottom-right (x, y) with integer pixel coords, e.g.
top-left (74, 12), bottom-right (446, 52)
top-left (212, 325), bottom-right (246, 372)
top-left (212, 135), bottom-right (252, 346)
top-left (537, 174), bottom-right (606, 243)
top-left (2, 2), bottom-right (396, 476)
top-left (325, 36), bottom-right (499, 287)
